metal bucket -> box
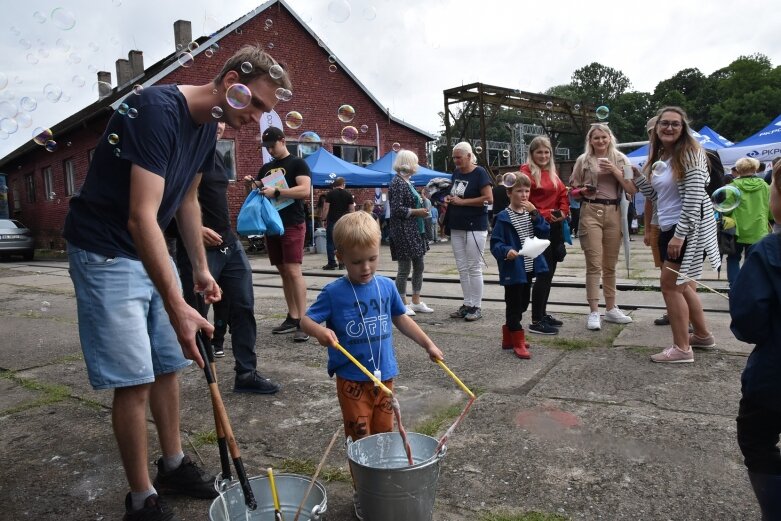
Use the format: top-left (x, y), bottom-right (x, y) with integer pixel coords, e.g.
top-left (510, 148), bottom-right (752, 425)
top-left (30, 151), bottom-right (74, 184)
top-left (208, 473), bottom-right (327, 521)
top-left (347, 432), bottom-right (446, 521)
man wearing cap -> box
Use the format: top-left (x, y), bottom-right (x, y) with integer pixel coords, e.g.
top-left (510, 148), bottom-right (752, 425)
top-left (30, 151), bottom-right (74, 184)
top-left (254, 126), bottom-right (312, 342)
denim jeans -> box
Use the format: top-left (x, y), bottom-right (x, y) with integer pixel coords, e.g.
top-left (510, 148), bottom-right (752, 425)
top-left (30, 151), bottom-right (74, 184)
top-left (325, 221), bottom-right (337, 266)
top-left (727, 242), bottom-right (751, 287)
top-left (177, 239), bottom-right (258, 375)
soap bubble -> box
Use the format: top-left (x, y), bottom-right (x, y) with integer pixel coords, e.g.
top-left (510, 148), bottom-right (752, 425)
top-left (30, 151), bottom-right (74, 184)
top-left (50, 7), bottom-right (76, 30)
top-left (596, 105), bottom-right (610, 120)
top-left (328, 55), bottom-right (336, 64)
top-left (127, 108), bottom-right (138, 119)
top-left (475, 145), bottom-right (483, 154)
top-left (132, 84), bottom-right (143, 95)
top-left (711, 185), bottom-right (742, 213)
top-left (275, 88), bottom-right (292, 102)
top-left (44, 84), bottom-right (63, 102)
top-left (363, 6), bottom-right (377, 20)
top-left (177, 52), bottom-right (194, 68)
top-left (16, 113), bottom-right (32, 128)
top-left (651, 160), bottom-right (666, 176)
top-left (0, 118), bottom-right (18, 134)
top-left (0, 130), bottom-right (7, 140)
top-left (45, 140), bottom-right (57, 152)
top-left (26, 54), bottom-right (39, 65)
top-left (545, 101), bottom-right (553, 110)
top-left (94, 81), bottom-right (112, 97)
top-left (226, 83), bottom-right (251, 109)
top-left (574, 104), bottom-right (581, 111)
top-left (328, 0), bottom-right (351, 23)
top-left (269, 64), bottom-right (284, 79)
top-left (502, 172), bottom-right (517, 188)
top-left (67, 52), bottom-right (81, 64)
top-left (360, 124), bottom-right (368, 133)
top-left (108, 133), bottom-right (120, 145)
top-left (88, 41), bottom-right (100, 52)
top-left (117, 103), bottom-right (129, 115)
top-left (265, 19), bottom-right (273, 27)
top-left (267, 42), bottom-right (274, 50)
top-left (211, 106), bottom-right (223, 119)
top-left (240, 61), bottom-right (253, 74)
top-left (0, 101), bottom-right (17, 119)
top-left (187, 41), bottom-right (199, 52)
top-left (56, 37), bottom-right (71, 52)
top-left (341, 126), bottom-right (359, 144)
top-left (114, 148), bottom-right (121, 157)
top-left (337, 104), bottom-right (355, 123)
top-left (33, 11), bottom-right (46, 23)
top-left (204, 48), bottom-right (214, 58)
top-left (392, 142), bottom-right (401, 152)
top-left (284, 111), bottom-right (303, 129)
top-left (72, 75), bottom-right (85, 87)
top-left (502, 149), bottom-right (511, 159)
top-left (328, 64), bottom-right (337, 73)
top-left (298, 131), bottom-right (322, 155)
top-left (33, 127), bottom-right (53, 145)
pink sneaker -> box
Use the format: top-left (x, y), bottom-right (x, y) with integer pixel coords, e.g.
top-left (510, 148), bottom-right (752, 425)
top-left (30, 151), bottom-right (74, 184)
top-left (650, 345), bottom-right (694, 363)
top-left (689, 333), bottom-right (716, 349)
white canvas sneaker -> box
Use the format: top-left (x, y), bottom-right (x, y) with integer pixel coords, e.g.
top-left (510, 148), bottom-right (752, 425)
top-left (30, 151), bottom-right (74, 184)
top-left (404, 305), bottom-right (416, 316)
top-left (409, 302), bottom-right (434, 313)
top-left (604, 307), bottom-right (633, 324)
top-left (587, 311), bottom-right (601, 330)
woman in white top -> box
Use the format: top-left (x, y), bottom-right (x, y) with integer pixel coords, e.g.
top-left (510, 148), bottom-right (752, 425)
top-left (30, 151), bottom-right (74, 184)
top-left (634, 106), bottom-right (720, 363)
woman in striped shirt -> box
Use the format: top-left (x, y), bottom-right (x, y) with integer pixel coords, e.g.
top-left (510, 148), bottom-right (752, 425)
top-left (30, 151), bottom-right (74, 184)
top-left (634, 106), bottom-right (721, 363)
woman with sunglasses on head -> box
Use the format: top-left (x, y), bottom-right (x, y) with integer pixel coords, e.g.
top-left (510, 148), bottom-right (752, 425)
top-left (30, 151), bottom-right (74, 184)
top-left (446, 142), bottom-right (493, 321)
top-left (570, 124), bottom-right (636, 331)
top-left (518, 136), bottom-right (569, 335)
top-left (633, 106), bottom-right (720, 363)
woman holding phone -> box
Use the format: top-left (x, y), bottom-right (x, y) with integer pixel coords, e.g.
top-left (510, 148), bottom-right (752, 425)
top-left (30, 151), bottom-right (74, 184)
top-left (570, 124), bottom-right (636, 331)
top-left (519, 136), bottom-right (569, 335)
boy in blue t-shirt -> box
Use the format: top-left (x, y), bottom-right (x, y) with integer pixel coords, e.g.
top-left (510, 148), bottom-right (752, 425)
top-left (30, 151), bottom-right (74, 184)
top-left (301, 211), bottom-right (444, 441)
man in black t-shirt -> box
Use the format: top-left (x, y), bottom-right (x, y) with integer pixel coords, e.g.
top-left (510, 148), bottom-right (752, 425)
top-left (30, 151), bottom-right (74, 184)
top-left (250, 126), bottom-right (312, 342)
top-left (176, 122), bottom-right (280, 395)
top-left (322, 176), bottom-right (355, 269)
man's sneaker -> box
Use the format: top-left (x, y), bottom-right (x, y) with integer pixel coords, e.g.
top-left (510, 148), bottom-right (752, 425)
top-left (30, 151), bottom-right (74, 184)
top-left (542, 314), bottom-right (563, 327)
top-left (293, 328), bottom-right (310, 343)
top-left (689, 333), bottom-right (716, 349)
top-left (587, 312), bottom-right (601, 331)
top-left (272, 316), bottom-right (297, 335)
top-left (124, 493), bottom-right (178, 521)
top-left (450, 305), bottom-right (469, 318)
top-left (528, 321), bottom-right (558, 335)
top-left (153, 455), bottom-right (218, 499)
top-left (604, 307), bottom-right (633, 324)
top-left (234, 371), bottom-right (280, 395)
top-left (212, 345), bottom-right (225, 358)
top-left (464, 307), bottom-right (482, 321)
top-left (405, 305), bottom-right (417, 316)
top-left (654, 314), bottom-right (670, 326)
top-left (650, 345), bottom-right (694, 363)
top-left (409, 302), bottom-right (434, 313)
top-left (353, 491), bottom-right (365, 521)
top-left (322, 263), bottom-right (338, 270)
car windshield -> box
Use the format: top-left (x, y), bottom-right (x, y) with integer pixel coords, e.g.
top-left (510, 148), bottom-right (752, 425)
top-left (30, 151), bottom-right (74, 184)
top-left (0, 219), bottom-right (22, 230)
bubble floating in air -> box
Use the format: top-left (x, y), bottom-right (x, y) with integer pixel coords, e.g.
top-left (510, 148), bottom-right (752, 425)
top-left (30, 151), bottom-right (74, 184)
top-left (72, 75), bottom-right (85, 87)
top-left (0, 101), bottom-right (17, 119)
top-left (711, 185), bottom-right (742, 213)
top-left (285, 111), bottom-right (303, 129)
top-left (241, 61), bottom-right (253, 74)
top-left (269, 64), bottom-right (284, 79)
top-left (502, 149), bottom-right (511, 159)
top-left (127, 108), bottom-right (138, 119)
top-left (211, 106), bottom-right (223, 119)
top-left (502, 172), bottom-right (517, 188)
top-left (177, 52), bottom-right (194, 68)
top-left (545, 101), bottom-right (553, 110)
top-left (328, 64), bottom-right (337, 73)
top-left (337, 104), bottom-right (355, 123)
top-left (328, 0), bottom-right (351, 23)
top-left (132, 84), bottom-right (143, 95)
top-left (226, 84), bottom-right (251, 109)
top-left (475, 145), bottom-right (483, 154)
top-left (341, 126), bottom-right (358, 144)
top-left (188, 41), bottom-right (199, 52)
top-left (108, 133), bottom-right (120, 145)
top-left (651, 160), bottom-right (666, 176)
top-left (0, 118), bottom-right (18, 134)
top-left (45, 140), bottom-right (57, 152)
top-left (392, 142), bottom-right (401, 152)
top-left (275, 88), bottom-right (292, 102)
top-left (360, 124), bottom-right (368, 133)
top-left (298, 131), bottom-right (322, 155)
top-left (117, 103), bottom-right (129, 115)
top-left (20, 97), bottom-right (37, 112)
top-left (33, 127), bottom-right (53, 145)
top-left (596, 105), bottom-right (610, 120)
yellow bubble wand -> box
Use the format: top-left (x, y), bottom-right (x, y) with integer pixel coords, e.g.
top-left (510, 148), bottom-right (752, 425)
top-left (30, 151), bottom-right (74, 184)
top-left (331, 341), bottom-right (393, 395)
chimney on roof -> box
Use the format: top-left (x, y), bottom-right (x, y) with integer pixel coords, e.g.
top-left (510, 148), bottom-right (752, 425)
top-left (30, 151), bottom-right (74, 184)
top-left (174, 20), bottom-right (192, 52)
top-left (97, 71), bottom-right (112, 100)
top-left (116, 50), bottom-right (145, 89)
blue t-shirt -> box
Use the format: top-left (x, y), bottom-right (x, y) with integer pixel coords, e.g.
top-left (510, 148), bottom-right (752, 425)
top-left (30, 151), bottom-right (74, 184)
top-left (448, 166), bottom-right (492, 231)
top-left (64, 85), bottom-right (217, 259)
top-left (306, 275), bottom-right (406, 381)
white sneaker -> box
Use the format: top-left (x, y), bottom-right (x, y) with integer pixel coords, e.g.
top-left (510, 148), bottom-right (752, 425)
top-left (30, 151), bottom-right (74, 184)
top-left (587, 312), bottom-right (601, 330)
top-left (405, 305), bottom-right (416, 316)
top-left (409, 302), bottom-right (434, 313)
top-left (604, 307), bottom-right (633, 324)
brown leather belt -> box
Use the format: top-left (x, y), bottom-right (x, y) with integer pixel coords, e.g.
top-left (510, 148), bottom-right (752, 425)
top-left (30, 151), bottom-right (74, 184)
top-left (582, 198), bottom-right (620, 206)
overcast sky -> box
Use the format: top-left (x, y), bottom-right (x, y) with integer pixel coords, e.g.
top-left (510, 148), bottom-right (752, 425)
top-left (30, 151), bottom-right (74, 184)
top-left (1, 0), bottom-right (779, 159)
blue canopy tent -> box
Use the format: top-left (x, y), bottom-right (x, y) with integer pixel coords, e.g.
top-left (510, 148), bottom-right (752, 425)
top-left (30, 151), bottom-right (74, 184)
top-left (366, 151), bottom-right (452, 187)
top-left (627, 126), bottom-right (733, 167)
top-left (304, 148), bottom-right (392, 188)
top-left (717, 114), bottom-right (781, 169)
top-left (698, 126), bottom-right (734, 148)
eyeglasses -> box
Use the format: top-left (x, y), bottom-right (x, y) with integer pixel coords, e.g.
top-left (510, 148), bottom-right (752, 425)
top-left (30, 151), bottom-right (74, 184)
top-left (658, 120), bottom-right (682, 129)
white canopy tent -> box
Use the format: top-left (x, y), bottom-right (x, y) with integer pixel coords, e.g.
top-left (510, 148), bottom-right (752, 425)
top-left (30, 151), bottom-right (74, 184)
top-left (717, 114), bottom-right (781, 169)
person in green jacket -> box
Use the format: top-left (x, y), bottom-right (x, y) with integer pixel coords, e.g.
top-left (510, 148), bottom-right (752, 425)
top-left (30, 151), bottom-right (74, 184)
top-left (727, 157), bottom-right (770, 285)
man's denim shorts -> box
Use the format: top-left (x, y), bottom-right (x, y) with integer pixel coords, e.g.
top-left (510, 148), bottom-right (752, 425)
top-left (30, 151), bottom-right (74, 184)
top-left (67, 243), bottom-right (191, 390)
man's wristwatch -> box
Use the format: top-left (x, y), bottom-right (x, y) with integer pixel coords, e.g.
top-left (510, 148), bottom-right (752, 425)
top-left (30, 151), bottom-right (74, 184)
top-left (274, 188), bottom-right (281, 198)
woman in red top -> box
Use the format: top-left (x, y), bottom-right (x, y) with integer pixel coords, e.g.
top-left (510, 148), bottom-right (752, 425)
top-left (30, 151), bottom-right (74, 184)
top-left (570, 123), bottom-right (636, 331)
top-left (519, 136), bottom-right (569, 335)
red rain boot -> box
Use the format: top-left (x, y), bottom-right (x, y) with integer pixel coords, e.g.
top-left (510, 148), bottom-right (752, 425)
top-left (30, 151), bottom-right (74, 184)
top-left (511, 329), bottom-right (531, 359)
top-left (502, 325), bottom-right (512, 350)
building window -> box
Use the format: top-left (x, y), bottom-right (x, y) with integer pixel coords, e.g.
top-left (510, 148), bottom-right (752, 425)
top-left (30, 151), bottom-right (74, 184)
top-left (64, 159), bottom-right (76, 196)
top-left (43, 167), bottom-right (54, 200)
top-left (25, 173), bottom-right (36, 203)
top-left (216, 139), bottom-right (236, 181)
top-left (333, 145), bottom-right (376, 167)
top-left (286, 141), bottom-right (323, 158)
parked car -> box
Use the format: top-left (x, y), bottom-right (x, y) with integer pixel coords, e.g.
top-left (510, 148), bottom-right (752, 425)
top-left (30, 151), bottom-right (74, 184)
top-left (0, 219), bottom-right (35, 261)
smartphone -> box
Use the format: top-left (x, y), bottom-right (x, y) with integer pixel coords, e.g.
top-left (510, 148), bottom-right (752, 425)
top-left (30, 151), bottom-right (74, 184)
top-left (551, 209), bottom-right (563, 218)
top-left (584, 184), bottom-right (597, 191)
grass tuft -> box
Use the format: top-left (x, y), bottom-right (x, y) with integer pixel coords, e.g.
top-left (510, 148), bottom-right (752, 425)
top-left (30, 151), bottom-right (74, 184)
top-left (414, 403), bottom-right (465, 437)
top-left (278, 458), bottom-right (351, 483)
top-left (479, 511), bottom-right (569, 521)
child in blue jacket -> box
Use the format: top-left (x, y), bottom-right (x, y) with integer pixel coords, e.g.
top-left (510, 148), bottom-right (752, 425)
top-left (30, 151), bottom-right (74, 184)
top-left (490, 174), bottom-right (550, 359)
top-left (731, 160), bottom-right (781, 519)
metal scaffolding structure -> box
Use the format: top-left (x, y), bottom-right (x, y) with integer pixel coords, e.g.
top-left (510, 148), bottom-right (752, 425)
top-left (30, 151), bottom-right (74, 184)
top-left (442, 82), bottom-right (595, 172)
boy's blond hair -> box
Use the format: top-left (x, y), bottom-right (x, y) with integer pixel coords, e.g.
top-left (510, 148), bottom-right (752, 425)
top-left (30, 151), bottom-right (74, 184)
top-left (333, 211), bottom-right (380, 251)
top-left (735, 157), bottom-right (761, 176)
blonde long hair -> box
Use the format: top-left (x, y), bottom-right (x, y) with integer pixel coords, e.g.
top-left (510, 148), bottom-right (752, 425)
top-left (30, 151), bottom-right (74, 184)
top-left (582, 124), bottom-right (626, 173)
top-left (525, 136), bottom-right (560, 189)
top-left (644, 106), bottom-right (702, 181)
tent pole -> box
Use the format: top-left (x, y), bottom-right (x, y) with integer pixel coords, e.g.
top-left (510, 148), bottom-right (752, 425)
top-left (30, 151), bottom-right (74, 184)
top-left (310, 185), bottom-right (315, 248)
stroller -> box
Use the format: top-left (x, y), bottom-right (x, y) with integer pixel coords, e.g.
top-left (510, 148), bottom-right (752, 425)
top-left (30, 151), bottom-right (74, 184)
top-left (246, 235), bottom-right (266, 254)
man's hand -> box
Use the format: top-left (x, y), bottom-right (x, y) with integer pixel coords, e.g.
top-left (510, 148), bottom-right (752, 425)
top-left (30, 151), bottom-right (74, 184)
top-left (193, 269), bottom-right (221, 304)
top-left (167, 300), bottom-right (212, 368)
top-left (202, 227), bottom-right (222, 247)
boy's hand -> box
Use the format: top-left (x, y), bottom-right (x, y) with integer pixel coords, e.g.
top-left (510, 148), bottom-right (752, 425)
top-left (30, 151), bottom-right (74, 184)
top-left (505, 249), bottom-right (519, 260)
top-left (314, 327), bottom-right (339, 348)
top-left (425, 344), bottom-right (444, 362)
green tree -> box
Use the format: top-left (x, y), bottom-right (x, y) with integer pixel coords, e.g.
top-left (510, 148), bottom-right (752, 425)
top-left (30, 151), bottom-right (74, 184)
top-left (651, 68), bottom-right (707, 124)
top-left (570, 62), bottom-right (632, 105)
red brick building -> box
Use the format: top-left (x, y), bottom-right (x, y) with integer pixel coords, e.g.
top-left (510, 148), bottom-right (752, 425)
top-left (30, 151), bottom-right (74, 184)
top-left (0, 0), bottom-right (433, 249)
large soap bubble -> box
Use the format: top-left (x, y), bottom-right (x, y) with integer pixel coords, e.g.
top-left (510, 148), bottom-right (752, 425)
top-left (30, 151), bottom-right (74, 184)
top-left (711, 185), bottom-right (741, 213)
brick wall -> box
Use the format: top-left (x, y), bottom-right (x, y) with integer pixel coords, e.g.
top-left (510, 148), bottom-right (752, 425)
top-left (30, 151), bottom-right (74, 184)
top-left (3, 2), bottom-right (430, 249)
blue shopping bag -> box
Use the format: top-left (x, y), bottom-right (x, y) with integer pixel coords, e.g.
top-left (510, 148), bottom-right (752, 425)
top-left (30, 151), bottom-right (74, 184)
top-left (237, 189), bottom-right (285, 236)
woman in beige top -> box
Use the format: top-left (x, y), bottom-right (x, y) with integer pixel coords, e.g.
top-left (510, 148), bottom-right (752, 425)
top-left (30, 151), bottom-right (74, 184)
top-left (570, 123), bottom-right (637, 331)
